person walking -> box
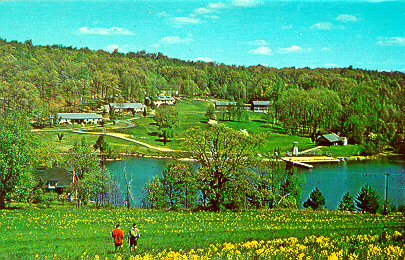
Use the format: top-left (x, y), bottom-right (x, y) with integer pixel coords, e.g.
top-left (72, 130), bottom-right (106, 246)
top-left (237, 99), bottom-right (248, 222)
top-left (128, 223), bottom-right (140, 252)
top-left (111, 224), bottom-right (124, 253)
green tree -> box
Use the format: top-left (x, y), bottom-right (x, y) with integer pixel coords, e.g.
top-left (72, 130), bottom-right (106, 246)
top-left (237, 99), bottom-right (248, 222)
top-left (109, 106), bottom-right (117, 125)
top-left (279, 173), bottom-right (303, 206)
top-left (184, 124), bottom-right (263, 211)
top-left (160, 162), bottom-right (198, 209)
top-left (303, 187), bottom-right (325, 210)
top-left (354, 183), bottom-right (380, 214)
top-left (249, 150), bottom-right (291, 209)
top-left (0, 111), bottom-right (37, 208)
top-left (154, 105), bottom-right (179, 145)
top-left (93, 134), bottom-right (113, 165)
top-left (142, 176), bottom-right (166, 208)
top-left (66, 137), bottom-right (105, 206)
top-left (338, 192), bottom-right (355, 211)
top-left (205, 105), bottom-right (216, 121)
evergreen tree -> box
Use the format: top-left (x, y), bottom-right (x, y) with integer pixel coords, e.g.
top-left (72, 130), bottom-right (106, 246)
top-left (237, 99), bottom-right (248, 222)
top-left (354, 183), bottom-right (380, 214)
top-left (338, 192), bottom-right (355, 211)
top-left (303, 187), bottom-right (325, 210)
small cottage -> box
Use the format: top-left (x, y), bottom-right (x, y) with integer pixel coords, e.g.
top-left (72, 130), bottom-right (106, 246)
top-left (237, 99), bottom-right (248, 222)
top-left (316, 133), bottom-right (347, 146)
top-left (33, 167), bottom-right (77, 194)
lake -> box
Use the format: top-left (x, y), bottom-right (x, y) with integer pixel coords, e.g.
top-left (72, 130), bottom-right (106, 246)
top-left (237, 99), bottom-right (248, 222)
top-left (106, 157), bottom-right (405, 209)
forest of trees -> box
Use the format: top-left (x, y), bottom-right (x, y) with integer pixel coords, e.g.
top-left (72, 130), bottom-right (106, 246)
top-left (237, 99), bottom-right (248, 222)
top-left (0, 38), bottom-right (404, 153)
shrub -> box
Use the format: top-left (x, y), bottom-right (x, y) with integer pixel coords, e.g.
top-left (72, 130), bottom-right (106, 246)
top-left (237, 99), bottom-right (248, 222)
top-left (278, 195), bottom-right (298, 209)
top-left (303, 187), bottom-right (325, 210)
top-left (354, 183), bottom-right (380, 214)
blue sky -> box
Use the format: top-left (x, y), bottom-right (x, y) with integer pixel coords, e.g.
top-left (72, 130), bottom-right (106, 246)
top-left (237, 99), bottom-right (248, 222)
top-left (1, 0), bottom-right (404, 71)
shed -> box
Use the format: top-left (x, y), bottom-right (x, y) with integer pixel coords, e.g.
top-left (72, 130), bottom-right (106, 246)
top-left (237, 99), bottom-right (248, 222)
top-left (316, 133), bottom-right (347, 146)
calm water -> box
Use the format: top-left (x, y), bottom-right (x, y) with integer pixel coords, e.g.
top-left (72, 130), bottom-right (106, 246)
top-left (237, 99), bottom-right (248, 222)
top-left (298, 159), bottom-right (405, 209)
top-left (106, 157), bottom-right (405, 209)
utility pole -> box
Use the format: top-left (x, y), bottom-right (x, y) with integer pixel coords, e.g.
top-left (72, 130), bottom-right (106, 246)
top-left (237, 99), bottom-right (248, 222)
top-left (384, 173), bottom-right (390, 214)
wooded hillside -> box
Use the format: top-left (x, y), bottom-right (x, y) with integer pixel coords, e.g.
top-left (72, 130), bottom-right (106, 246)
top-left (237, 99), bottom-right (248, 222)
top-left (1, 38), bottom-right (404, 151)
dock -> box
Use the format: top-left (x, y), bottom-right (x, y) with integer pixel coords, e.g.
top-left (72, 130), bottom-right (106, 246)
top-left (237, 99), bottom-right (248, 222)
top-left (281, 156), bottom-right (340, 169)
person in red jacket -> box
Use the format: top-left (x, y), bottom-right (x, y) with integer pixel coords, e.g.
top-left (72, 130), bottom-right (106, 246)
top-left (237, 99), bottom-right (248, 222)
top-left (111, 224), bottom-right (124, 253)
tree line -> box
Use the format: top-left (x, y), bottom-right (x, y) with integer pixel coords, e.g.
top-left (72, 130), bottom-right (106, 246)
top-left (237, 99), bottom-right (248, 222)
top-left (0, 38), bottom-right (404, 153)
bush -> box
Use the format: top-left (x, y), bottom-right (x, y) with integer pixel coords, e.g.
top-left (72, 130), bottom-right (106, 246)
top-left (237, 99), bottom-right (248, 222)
top-left (354, 183), bottom-right (380, 214)
top-left (278, 195), bottom-right (298, 209)
top-left (32, 189), bottom-right (59, 207)
top-left (303, 187), bottom-right (325, 210)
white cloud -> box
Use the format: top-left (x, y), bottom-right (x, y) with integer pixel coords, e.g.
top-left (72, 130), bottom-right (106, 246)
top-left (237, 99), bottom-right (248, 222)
top-left (311, 22), bottom-right (333, 30)
top-left (194, 57), bottom-right (212, 62)
top-left (377, 37), bottom-right (405, 46)
top-left (194, 7), bottom-right (211, 14)
top-left (105, 44), bottom-right (119, 52)
top-left (204, 15), bottom-right (221, 19)
top-left (336, 14), bottom-right (357, 22)
top-left (160, 35), bottom-right (194, 44)
top-left (208, 2), bottom-right (228, 10)
top-left (247, 40), bottom-right (269, 45)
top-left (232, 0), bottom-right (264, 7)
top-left (278, 45), bottom-right (302, 53)
top-left (78, 26), bottom-right (134, 35)
top-left (172, 17), bottom-right (201, 25)
top-left (248, 46), bottom-right (272, 55)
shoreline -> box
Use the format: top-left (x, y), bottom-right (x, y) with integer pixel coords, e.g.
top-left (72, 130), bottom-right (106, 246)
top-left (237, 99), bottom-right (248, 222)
top-left (112, 151), bottom-right (404, 163)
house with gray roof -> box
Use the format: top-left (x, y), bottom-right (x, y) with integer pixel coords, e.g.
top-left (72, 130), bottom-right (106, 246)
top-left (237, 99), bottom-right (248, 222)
top-left (56, 113), bottom-right (103, 125)
top-left (316, 133), bottom-right (347, 146)
top-left (33, 166), bottom-right (77, 194)
top-left (214, 101), bottom-right (236, 109)
top-left (252, 101), bottom-right (273, 113)
top-left (154, 96), bottom-right (175, 107)
top-left (107, 103), bottom-right (146, 113)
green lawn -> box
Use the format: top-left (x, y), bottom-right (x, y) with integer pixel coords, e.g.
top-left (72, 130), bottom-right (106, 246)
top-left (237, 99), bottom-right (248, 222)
top-left (1, 206), bottom-right (403, 259)
top-left (33, 99), bottom-right (359, 157)
top-left (320, 144), bottom-right (363, 157)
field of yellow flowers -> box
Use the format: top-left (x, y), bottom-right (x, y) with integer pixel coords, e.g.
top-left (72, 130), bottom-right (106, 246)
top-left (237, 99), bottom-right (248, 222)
top-left (1, 207), bottom-right (404, 259)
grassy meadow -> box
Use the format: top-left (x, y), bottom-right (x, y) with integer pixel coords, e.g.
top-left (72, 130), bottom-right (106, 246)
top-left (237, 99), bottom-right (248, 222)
top-left (33, 99), bottom-right (344, 158)
top-left (1, 206), bottom-right (404, 259)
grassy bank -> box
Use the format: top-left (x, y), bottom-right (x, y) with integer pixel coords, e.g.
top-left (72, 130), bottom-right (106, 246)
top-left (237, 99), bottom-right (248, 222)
top-left (1, 206), bottom-right (403, 259)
